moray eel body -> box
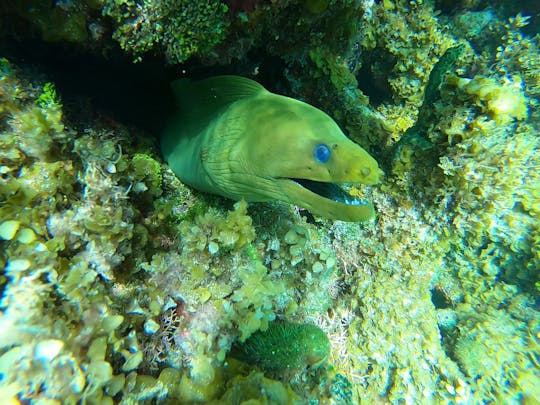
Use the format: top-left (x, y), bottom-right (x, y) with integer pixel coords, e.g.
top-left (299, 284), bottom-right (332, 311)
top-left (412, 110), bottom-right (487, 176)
top-left (161, 76), bottom-right (381, 221)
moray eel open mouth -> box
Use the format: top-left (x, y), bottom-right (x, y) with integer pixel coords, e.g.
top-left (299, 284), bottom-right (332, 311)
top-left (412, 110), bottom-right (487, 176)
top-left (291, 179), bottom-right (370, 206)
top-left (278, 177), bottom-right (375, 221)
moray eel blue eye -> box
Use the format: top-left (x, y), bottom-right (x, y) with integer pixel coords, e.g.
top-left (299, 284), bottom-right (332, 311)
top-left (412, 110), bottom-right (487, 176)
top-left (314, 144), bottom-right (331, 163)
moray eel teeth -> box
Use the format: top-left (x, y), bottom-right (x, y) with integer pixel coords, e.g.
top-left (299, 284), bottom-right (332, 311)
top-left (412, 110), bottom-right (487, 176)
top-left (290, 179), bottom-right (370, 206)
top-left (161, 75), bottom-right (381, 222)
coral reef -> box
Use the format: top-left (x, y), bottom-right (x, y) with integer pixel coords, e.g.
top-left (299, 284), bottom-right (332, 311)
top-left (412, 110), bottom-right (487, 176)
top-left (0, 58), bottom-right (341, 402)
top-left (1, 0), bottom-right (539, 403)
top-left (102, 0), bottom-right (230, 63)
top-left (10, 0), bottom-right (100, 43)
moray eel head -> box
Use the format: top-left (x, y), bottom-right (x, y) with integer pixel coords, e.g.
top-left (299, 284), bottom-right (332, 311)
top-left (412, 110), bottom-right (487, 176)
top-left (240, 95), bottom-right (382, 221)
top-left (162, 76), bottom-right (382, 222)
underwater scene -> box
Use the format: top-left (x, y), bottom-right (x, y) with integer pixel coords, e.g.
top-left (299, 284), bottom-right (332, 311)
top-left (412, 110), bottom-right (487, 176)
top-left (0, 0), bottom-right (539, 404)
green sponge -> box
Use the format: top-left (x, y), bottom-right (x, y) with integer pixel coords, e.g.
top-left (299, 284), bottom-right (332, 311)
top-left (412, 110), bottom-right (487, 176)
top-left (234, 321), bottom-right (330, 374)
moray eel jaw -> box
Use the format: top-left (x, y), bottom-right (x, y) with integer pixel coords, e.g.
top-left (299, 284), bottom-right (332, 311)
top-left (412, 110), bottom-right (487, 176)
top-left (279, 178), bottom-right (376, 222)
top-left (291, 179), bottom-right (370, 206)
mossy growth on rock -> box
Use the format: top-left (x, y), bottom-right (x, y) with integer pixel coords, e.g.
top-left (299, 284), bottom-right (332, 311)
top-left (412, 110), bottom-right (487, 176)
top-left (233, 321), bottom-right (330, 376)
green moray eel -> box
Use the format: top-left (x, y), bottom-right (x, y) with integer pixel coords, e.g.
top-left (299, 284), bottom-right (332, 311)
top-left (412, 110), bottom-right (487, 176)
top-left (161, 76), bottom-right (381, 222)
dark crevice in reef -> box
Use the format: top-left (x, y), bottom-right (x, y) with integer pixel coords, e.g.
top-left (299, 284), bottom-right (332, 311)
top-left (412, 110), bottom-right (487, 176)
top-left (355, 50), bottom-right (396, 106)
top-left (0, 2), bottom-right (289, 134)
top-left (0, 35), bottom-right (288, 137)
top-left (430, 287), bottom-right (453, 310)
top-left (0, 38), bottom-right (177, 134)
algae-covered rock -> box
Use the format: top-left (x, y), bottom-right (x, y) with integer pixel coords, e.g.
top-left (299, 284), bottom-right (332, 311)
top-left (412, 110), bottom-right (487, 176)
top-left (210, 370), bottom-right (301, 405)
top-left (102, 0), bottom-right (230, 63)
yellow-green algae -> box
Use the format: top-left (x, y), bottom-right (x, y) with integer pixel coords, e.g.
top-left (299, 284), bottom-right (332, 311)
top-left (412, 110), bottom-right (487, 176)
top-left (101, 0), bottom-right (229, 63)
top-left (1, 0), bottom-right (540, 404)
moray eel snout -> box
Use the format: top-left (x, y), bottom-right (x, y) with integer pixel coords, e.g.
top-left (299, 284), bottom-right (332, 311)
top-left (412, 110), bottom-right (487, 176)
top-left (161, 75), bottom-right (381, 222)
